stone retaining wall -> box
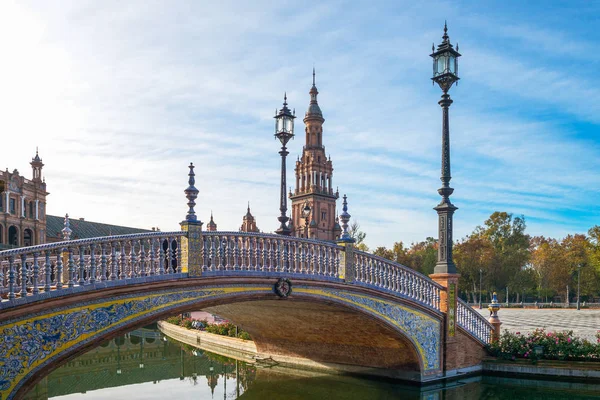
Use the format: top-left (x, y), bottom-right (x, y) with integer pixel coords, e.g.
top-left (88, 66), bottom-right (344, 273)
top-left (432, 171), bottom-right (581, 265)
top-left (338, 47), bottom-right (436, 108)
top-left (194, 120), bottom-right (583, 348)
top-left (157, 321), bottom-right (258, 361)
top-left (483, 358), bottom-right (600, 380)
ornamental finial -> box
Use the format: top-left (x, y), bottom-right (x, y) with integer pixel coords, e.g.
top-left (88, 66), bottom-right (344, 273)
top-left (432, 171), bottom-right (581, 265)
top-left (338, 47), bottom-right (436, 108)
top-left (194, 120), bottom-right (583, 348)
top-left (62, 213), bottom-right (72, 241)
top-left (312, 66), bottom-right (316, 86)
top-left (443, 20), bottom-right (448, 41)
top-left (339, 194), bottom-right (354, 242)
top-left (184, 162), bottom-right (200, 222)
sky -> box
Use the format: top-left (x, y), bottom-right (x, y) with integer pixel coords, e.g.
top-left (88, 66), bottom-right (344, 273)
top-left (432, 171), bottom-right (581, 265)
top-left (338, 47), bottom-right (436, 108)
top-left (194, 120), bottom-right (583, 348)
top-left (0, 0), bottom-right (598, 249)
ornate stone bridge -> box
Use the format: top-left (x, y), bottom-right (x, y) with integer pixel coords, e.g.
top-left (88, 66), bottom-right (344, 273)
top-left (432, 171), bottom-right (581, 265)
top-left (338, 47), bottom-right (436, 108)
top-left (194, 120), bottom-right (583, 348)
top-left (0, 224), bottom-right (495, 399)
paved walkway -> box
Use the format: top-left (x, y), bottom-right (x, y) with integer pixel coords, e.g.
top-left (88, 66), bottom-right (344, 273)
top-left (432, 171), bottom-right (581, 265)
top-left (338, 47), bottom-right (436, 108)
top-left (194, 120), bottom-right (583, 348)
top-left (475, 308), bottom-right (600, 340)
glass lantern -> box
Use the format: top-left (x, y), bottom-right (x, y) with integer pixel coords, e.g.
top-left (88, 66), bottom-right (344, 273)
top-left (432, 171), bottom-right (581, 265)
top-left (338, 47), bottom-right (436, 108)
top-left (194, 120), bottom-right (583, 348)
top-left (275, 95), bottom-right (296, 145)
top-left (433, 50), bottom-right (458, 77)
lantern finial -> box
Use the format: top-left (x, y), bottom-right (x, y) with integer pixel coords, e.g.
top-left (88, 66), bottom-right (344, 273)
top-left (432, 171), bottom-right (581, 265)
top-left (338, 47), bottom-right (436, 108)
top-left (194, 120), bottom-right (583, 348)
top-left (443, 20), bottom-right (448, 41)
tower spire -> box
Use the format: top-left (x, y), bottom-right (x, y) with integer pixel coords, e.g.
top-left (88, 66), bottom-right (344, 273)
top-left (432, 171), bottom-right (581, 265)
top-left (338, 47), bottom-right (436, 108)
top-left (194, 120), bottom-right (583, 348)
top-left (305, 69), bottom-right (323, 119)
top-left (30, 147), bottom-right (44, 182)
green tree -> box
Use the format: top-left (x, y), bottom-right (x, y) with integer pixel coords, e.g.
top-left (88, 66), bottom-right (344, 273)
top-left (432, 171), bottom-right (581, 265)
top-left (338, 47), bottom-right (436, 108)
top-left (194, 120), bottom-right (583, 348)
top-left (348, 221), bottom-right (368, 252)
top-left (477, 212), bottom-right (531, 293)
top-left (407, 237), bottom-right (437, 275)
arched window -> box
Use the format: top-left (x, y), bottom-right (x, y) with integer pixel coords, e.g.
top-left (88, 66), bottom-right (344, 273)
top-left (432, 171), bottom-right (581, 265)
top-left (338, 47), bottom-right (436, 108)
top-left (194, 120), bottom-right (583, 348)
top-left (8, 226), bottom-right (18, 247)
top-left (24, 229), bottom-right (33, 247)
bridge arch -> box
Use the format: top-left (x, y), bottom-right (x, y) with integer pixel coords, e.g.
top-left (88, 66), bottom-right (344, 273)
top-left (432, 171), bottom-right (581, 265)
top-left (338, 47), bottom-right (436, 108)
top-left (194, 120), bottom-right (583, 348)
top-left (0, 278), bottom-right (442, 399)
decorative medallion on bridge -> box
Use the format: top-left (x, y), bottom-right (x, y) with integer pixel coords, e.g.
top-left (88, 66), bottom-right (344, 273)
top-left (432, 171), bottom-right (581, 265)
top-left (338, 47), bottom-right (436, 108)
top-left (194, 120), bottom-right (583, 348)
top-left (274, 278), bottom-right (292, 298)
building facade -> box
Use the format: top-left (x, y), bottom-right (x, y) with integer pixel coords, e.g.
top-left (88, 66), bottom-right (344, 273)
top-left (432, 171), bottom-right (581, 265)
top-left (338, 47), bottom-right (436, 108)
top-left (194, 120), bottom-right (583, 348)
top-left (289, 73), bottom-right (341, 241)
top-left (0, 151), bottom-right (49, 249)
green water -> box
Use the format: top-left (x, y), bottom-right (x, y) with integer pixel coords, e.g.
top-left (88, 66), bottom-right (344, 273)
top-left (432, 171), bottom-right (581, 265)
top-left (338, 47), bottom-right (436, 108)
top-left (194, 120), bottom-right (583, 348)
top-left (24, 326), bottom-right (600, 400)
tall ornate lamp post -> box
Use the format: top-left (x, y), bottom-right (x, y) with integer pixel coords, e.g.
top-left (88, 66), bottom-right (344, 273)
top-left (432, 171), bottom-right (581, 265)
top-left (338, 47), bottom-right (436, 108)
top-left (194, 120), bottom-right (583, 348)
top-left (274, 93), bottom-right (295, 235)
top-left (431, 22), bottom-right (461, 275)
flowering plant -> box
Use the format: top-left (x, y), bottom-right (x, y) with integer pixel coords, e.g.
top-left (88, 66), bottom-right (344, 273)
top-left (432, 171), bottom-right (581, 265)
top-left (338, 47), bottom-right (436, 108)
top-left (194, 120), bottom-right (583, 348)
top-left (487, 328), bottom-right (600, 363)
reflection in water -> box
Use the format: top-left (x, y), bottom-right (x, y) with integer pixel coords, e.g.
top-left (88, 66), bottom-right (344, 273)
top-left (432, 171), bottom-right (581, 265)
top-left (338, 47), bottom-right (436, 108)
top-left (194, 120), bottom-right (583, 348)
top-left (24, 325), bottom-right (600, 400)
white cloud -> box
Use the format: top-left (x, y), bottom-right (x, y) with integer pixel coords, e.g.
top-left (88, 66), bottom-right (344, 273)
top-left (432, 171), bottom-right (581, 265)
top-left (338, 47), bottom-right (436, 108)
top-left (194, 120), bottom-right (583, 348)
top-left (0, 1), bottom-right (598, 250)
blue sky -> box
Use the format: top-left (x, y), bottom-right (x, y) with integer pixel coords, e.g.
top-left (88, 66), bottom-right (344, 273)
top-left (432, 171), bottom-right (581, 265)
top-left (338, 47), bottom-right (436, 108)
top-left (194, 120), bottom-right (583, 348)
top-left (0, 1), bottom-right (598, 248)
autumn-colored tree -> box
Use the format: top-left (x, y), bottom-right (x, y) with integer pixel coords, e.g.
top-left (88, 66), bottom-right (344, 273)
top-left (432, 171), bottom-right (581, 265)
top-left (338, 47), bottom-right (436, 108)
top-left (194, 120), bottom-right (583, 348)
top-left (589, 225), bottom-right (600, 274)
top-left (530, 236), bottom-right (566, 302)
top-left (373, 241), bottom-right (410, 265)
top-left (454, 233), bottom-right (495, 303)
top-left (560, 234), bottom-right (597, 301)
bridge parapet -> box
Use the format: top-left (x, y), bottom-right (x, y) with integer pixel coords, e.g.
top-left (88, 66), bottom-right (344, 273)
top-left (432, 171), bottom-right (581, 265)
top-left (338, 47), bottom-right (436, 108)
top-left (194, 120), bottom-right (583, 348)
top-left (0, 230), bottom-right (450, 316)
top-left (0, 231), bottom-right (186, 307)
top-left (199, 231), bottom-right (343, 279)
top-left (456, 298), bottom-right (493, 344)
top-left (354, 250), bottom-right (443, 311)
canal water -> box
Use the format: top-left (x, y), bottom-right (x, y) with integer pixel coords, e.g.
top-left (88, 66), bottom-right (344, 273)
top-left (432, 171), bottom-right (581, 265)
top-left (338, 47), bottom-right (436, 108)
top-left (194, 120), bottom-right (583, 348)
top-left (23, 325), bottom-right (600, 400)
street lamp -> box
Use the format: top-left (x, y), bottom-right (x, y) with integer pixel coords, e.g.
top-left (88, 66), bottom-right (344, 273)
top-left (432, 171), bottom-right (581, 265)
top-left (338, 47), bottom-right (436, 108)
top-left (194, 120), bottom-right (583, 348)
top-left (577, 263), bottom-right (583, 310)
top-left (431, 22), bottom-right (461, 275)
top-left (302, 201), bottom-right (311, 238)
top-left (274, 93), bottom-right (295, 236)
top-left (479, 268), bottom-right (483, 309)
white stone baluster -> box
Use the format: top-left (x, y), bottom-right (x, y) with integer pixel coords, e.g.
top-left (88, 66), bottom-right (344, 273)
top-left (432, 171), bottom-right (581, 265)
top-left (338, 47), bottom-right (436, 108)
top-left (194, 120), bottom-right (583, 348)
top-left (240, 237), bottom-right (247, 271)
top-left (100, 243), bottom-right (108, 281)
top-left (8, 255), bottom-right (16, 299)
top-left (32, 252), bottom-right (40, 295)
top-left (90, 244), bottom-right (97, 284)
top-left (225, 236), bottom-right (233, 270)
top-left (158, 239), bottom-right (166, 275)
top-left (44, 251), bottom-right (52, 292)
top-left (149, 239), bottom-right (156, 276)
top-left (67, 247), bottom-right (75, 288)
top-left (282, 240), bottom-right (289, 273)
top-left (119, 242), bottom-right (127, 279)
top-left (129, 240), bottom-right (136, 278)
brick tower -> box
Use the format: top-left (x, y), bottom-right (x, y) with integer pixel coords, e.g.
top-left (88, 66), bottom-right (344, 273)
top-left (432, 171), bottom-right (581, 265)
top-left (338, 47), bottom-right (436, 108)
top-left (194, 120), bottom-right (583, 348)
top-left (289, 70), bottom-right (341, 240)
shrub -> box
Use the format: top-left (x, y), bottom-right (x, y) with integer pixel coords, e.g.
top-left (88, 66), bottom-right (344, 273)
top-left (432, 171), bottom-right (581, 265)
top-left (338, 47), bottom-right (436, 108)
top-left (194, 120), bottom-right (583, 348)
top-left (238, 331), bottom-right (252, 340)
top-left (488, 328), bottom-right (600, 362)
top-left (166, 316), bottom-right (182, 325)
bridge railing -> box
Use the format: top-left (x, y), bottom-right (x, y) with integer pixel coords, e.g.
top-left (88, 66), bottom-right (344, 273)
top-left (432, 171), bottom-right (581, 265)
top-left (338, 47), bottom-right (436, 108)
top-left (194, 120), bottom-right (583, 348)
top-left (353, 250), bottom-right (443, 311)
top-left (199, 231), bottom-right (343, 279)
top-left (0, 230), bottom-right (448, 317)
top-left (456, 298), bottom-right (493, 344)
top-left (0, 231), bottom-right (186, 303)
